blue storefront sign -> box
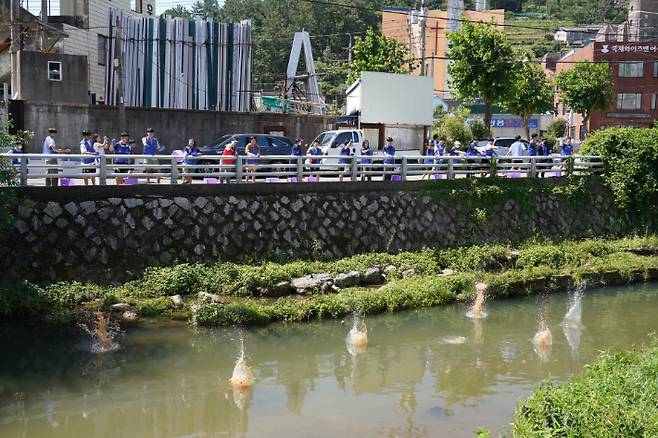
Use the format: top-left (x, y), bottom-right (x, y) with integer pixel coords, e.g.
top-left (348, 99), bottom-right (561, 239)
top-left (490, 118), bottom-right (539, 128)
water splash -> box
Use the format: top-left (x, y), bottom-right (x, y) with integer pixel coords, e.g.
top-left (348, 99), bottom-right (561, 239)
top-left (561, 285), bottom-right (586, 355)
top-left (561, 285), bottom-right (585, 329)
top-left (229, 337), bottom-right (255, 390)
top-left (346, 315), bottom-right (368, 356)
top-left (466, 282), bottom-right (488, 319)
top-left (532, 322), bottom-right (553, 361)
top-left (441, 336), bottom-right (466, 345)
top-left (78, 312), bottom-right (120, 353)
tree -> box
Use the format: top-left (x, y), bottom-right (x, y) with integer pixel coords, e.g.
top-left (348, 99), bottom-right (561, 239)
top-left (447, 21), bottom-right (518, 137)
top-left (504, 62), bottom-right (554, 140)
top-left (348, 29), bottom-right (413, 84)
top-left (547, 118), bottom-right (568, 138)
top-left (434, 106), bottom-right (473, 147)
top-left (556, 62), bottom-right (612, 135)
top-left (161, 5), bottom-right (192, 19)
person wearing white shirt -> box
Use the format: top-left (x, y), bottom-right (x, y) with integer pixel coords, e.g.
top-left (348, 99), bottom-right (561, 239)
top-left (42, 128), bottom-right (71, 187)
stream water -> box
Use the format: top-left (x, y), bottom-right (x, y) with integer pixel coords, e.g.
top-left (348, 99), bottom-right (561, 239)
top-left (0, 283), bottom-right (657, 437)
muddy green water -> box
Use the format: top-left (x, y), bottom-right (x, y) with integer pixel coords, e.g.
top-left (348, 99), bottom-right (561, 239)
top-left (1, 283), bottom-right (657, 438)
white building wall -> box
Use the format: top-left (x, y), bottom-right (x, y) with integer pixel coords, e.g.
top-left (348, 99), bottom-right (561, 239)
top-left (58, 0), bottom-right (150, 101)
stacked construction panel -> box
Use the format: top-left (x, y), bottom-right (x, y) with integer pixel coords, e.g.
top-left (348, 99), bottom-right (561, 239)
top-left (105, 10), bottom-right (252, 112)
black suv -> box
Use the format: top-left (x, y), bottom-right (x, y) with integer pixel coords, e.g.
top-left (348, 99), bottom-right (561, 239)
top-left (199, 134), bottom-right (294, 158)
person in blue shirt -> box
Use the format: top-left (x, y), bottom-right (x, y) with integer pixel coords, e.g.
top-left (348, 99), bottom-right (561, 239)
top-left (183, 138), bottom-right (201, 184)
top-left (360, 139), bottom-right (374, 181)
top-left (560, 137), bottom-right (574, 172)
top-left (306, 140), bottom-right (323, 180)
top-left (527, 133), bottom-right (539, 157)
top-left (422, 140), bottom-right (436, 180)
top-left (383, 137), bottom-right (396, 181)
top-left (292, 139), bottom-right (303, 157)
top-left (561, 137), bottom-right (574, 156)
top-left (79, 130), bottom-right (97, 186)
top-left (338, 139), bottom-right (353, 182)
top-left (110, 132), bottom-right (133, 185)
top-left (11, 139), bottom-right (25, 166)
top-left (42, 128), bottom-right (71, 187)
top-left (142, 128), bottom-right (164, 184)
top-left (537, 138), bottom-right (552, 178)
top-left (465, 141), bottom-right (481, 178)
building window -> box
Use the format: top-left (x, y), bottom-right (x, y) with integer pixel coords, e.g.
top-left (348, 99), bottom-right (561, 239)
top-left (618, 61), bottom-right (644, 78)
top-left (47, 61), bottom-right (62, 81)
top-left (616, 93), bottom-right (642, 110)
top-left (97, 35), bottom-right (107, 66)
top-left (652, 94), bottom-right (657, 110)
top-left (654, 61), bottom-right (658, 77)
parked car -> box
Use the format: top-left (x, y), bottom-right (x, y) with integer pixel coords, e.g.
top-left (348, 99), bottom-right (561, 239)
top-left (475, 137), bottom-right (529, 157)
top-left (197, 133), bottom-right (294, 171)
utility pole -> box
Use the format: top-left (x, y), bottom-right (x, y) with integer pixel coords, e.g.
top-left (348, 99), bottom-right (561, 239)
top-left (408, 8), bottom-right (414, 71)
top-left (40, 0), bottom-right (48, 51)
top-left (346, 33), bottom-right (353, 63)
top-left (419, 0), bottom-right (427, 76)
top-left (114, 15), bottom-right (126, 131)
top-left (10, 0), bottom-right (20, 100)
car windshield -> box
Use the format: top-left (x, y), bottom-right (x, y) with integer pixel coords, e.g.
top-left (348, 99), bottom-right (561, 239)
top-left (210, 135), bottom-right (232, 148)
top-left (315, 133), bottom-right (336, 147)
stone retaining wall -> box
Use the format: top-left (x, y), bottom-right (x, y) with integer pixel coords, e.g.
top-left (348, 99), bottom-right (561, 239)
top-left (0, 180), bottom-right (638, 284)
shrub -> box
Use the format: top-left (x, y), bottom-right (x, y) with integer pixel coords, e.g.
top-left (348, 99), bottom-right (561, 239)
top-left (512, 341), bottom-right (658, 437)
top-left (546, 118), bottom-right (568, 138)
top-left (580, 127), bottom-right (658, 213)
top-left (141, 264), bottom-right (206, 296)
top-left (138, 297), bottom-right (177, 317)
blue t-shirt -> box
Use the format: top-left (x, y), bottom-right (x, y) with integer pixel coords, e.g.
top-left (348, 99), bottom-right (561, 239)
top-left (361, 148), bottom-right (373, 164)
top-left (292, 145), bottom-right (302, 156)
top-left (527, 144), bottom-right (537, 156)
top-left (383, 145), bottom-right (396, 164)
top-left (538, 143), bottom-right (550, 156)
top-left (143, 137), bottom-right (160, 155)
top-left (184, 146), bottom-right (200, 164)
top-left (338, 146), bottom-right (352, 164)
top-left (114, 142), bottom-right (132, 165)
top-left (425, 147), bottom-right (435, 164)
top-left (80, 139), bottom-right (96, 164)
top-left (561, 143), bottom-right (573, 156)
top-left (11, 148), bottom-right (24, 165)
top-left (308, 146), bottom-right (322, 164)
top-left (465, 146), bottom-right (479, 157)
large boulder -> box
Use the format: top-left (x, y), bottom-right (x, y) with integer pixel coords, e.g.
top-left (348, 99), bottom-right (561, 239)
top-left (110, 303), bottom-right (131, 312)
top-left (198, 292), bottom-right (222, 304)
top-left (170, 295), bottom-right (184, 307)
top-left (291, 273), bottom-right (333, 294)
top-left (334, 271), bottom-right (362, 288)
top-left (363, 267), bottom-right (384, 285)
top-left (261, 281), bottom-right (295, 297)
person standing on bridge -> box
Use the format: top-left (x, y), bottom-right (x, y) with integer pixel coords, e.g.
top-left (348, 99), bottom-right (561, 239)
top-left (42, 128), bottom-right (71, 187)
top-left (360, 140), bottom-right (374, 182)
top-left (383, 137), bottom-right (396, 181)
top-left (142, 128), bottom-right (164, 184)
top-left (306, 140), bottom-right (322, 181)
top-left (110, 132), bottom-right (133, 185)
top-left (338, 139), bottom-right (353, 182)
top-left (245, 137), bottom-right (260, 183)
top-left (79, 130), bottom-right (97, 186)
top-left (221, 140), bottom-right (238, 183)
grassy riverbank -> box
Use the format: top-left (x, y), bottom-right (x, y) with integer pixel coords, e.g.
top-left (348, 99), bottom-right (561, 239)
top-left (512, 340), bottom-right (658, 436)
top-left (2, 236), bottom-right (658, 327)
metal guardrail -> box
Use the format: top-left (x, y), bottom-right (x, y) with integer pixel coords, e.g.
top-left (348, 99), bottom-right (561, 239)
top-left (0, 153), bottom-right (604, 186)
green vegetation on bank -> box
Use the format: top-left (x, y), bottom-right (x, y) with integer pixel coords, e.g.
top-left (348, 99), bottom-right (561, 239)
top-left (512, 340), bottom-right (658, 436)
top-left (2, 236), bottom-right (658, 327)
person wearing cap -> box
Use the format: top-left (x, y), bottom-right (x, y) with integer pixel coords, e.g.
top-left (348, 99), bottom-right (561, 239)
top-left (109, 132), bottom-right (133, 185)
top-left (79, 130), bottom-right (97, 186)
top-left (42, 128), bottom-right (71, 187)
top-left (142, 128), bottom-right (164, 184)
top-left (383, 137), bottom-right (396, 181)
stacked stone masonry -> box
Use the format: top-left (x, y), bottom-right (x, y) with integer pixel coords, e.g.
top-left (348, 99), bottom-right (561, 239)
top-left (0, 181), bottom-right (635, 284)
